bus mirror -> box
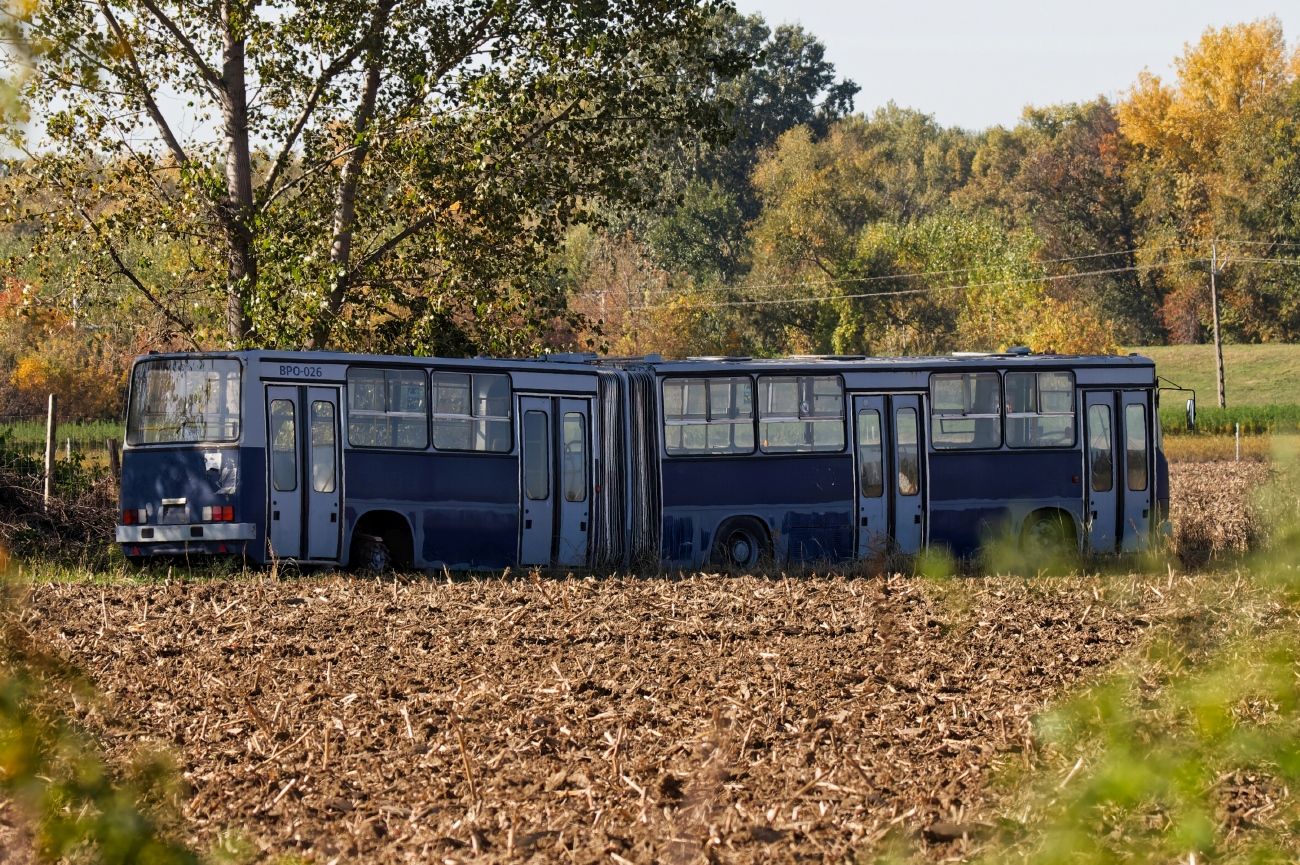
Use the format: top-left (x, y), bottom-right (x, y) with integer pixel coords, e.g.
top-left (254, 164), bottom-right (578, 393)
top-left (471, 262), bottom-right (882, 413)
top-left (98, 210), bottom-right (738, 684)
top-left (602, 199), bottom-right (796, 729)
top-left (1186, 398), bottom-right (1196, 430)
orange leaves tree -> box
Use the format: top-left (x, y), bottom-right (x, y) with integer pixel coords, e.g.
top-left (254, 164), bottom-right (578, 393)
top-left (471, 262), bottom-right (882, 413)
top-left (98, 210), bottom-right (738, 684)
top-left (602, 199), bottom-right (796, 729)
top-left (1118, 17), bottom-right (1300, 343)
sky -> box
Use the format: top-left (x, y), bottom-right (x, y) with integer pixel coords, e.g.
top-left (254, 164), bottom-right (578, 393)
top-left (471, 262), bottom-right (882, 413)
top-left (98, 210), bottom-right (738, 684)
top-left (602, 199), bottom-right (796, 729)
top-left (731, 0), bottom-right (1300, 130)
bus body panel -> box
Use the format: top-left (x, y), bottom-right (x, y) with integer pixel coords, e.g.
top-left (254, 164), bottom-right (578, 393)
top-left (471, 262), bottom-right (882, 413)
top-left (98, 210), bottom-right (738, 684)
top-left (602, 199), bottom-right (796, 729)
top-left (344, 451), bottom-right (518, 569)
top-left (928, 450), bottom-right (1084, 556)
top-left (659, 455), bottom-right (853, 566)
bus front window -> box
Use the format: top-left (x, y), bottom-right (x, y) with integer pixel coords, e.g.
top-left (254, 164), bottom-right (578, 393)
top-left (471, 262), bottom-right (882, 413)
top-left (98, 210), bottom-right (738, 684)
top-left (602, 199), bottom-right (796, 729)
top-left (127, 358), bottom-right (242, 445)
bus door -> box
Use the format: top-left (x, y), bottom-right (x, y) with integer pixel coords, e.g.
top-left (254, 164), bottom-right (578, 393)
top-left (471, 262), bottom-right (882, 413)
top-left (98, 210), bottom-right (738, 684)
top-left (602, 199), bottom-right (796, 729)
top-left (891, 395), bottom-right (925, 552)
top-left (1119, 391), bottom-right (1152, 552)
top-left (852, 394), bottom-right (925, 557)
top-left (1083, 391), bottom-right (1118, 553)
top-left (518, 395), bottom-right (591, 567)
top-left (266, 385), bottom-right (342, 561)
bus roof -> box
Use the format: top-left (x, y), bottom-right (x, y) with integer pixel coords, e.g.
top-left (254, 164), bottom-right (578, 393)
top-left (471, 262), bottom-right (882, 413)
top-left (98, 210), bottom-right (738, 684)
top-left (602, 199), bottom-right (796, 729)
top-left (131, 349), bottom-right (1156, 375)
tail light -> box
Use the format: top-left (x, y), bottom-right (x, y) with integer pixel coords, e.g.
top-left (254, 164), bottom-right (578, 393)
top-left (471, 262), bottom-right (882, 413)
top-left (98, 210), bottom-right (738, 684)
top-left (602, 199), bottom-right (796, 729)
top-left (202, 506), bottom-right (235, 521)
top-left (122, 509), bottom-right (146, 525)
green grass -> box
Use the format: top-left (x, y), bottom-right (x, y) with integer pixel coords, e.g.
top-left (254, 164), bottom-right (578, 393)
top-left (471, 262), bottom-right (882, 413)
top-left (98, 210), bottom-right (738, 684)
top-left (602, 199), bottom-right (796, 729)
top-left (0, 419), bottom-right (124, 453)
top-left (1129, 344), bottom-right (1300, 407)
top-left (1161, 404), bottom-right (1300, 436)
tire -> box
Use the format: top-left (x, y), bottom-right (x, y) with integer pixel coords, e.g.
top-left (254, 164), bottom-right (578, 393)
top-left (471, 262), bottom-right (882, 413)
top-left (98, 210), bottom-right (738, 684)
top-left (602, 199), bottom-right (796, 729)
top-left (1022, 512), bottom-right (1076, 558)
top-left (354, 534), bottom-right (392, 572)
top-left (712, 520), bottom-right (771, 570)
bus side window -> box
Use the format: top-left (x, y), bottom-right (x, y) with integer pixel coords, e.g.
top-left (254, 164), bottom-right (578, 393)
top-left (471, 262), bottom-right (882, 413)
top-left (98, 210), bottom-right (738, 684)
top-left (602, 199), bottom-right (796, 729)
top-left (347, 367), bottom-right (428, 449)
top-left (270, 399), bottom-right (297, 492)
top-left (929, 373), bottom-right (1001, 449)
top-left (1126, 404), bottom-right (1148, 491)
top-left (1088, 405), bottom-right (1113, 492)
top-left (857, 409), bottom-right (884, 497)
top-left (432, 372), bottom-right (512, 452)
top-left (757, 375), bottom-right (844, 453)
top-left (310, 401), bottom-right (336, 493)
top-left (523, 411), bottom-right (550, 500)
top-left (662, 377), bottom-right (754, 455)
top-left (896, 407), bottom-right (920, 496)
top-left (1006, 371), bottom-right (1075, 448)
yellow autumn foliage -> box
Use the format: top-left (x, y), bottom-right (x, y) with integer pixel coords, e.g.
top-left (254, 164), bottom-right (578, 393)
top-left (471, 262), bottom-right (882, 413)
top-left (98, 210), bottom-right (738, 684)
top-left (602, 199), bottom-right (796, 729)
top-left (1026, 298), bottom-right (1121, 356)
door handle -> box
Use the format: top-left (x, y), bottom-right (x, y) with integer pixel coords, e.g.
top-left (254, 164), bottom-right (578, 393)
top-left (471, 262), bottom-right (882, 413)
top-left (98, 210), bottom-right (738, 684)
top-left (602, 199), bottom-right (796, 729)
top-left (860, 516), bottom-right (868, 527)
top-left (914, 515), bottom-right (921, 524)
top-left (330, 513), bottom-right (337, 523)
top-left (525, 519), bottom-right (532, 529)
top-left (273, 511), bottom-right (280, 520)
top-left (579, 521), bottom-right (587, 532)
top-left (1091, 510), bottom-right (1097, 520)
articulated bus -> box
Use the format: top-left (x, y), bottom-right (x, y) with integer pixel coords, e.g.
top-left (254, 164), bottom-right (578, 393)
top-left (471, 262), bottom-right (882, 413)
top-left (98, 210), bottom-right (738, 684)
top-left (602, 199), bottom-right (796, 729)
top-left (116, 349), bottom-right (1170, 570)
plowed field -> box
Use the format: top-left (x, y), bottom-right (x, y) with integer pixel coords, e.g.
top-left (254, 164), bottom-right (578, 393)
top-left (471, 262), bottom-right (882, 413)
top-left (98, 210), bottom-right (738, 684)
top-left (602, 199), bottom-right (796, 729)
top-left (8, 572), bottom-right (1186, 863)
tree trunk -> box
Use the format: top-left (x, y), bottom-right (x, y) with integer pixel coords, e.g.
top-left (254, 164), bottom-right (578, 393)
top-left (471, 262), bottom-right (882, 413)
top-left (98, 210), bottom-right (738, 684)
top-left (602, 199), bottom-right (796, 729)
top-left (307, 0), bottom-right (393, 350)
top-left (220, 0), bottom-right (256, 343)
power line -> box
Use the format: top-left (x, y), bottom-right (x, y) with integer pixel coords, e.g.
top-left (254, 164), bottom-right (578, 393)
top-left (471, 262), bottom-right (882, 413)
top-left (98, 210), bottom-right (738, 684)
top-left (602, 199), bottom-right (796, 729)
top-left (1220, 256), bottom-right (1300, 266)
top-left (627, 260), bottom-right (1181, 311)
top-left (571, 243), bottom-right (1191, 301)
top-left (624, 254), bottom-right (1300, 312)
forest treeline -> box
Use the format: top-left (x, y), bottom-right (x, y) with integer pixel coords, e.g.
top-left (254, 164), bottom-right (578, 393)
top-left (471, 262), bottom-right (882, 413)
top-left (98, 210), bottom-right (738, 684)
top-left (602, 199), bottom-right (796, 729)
top-left (0, 4), bottom-right (1297, 415)
top-left (573, 15), bottom-right (1300, 359)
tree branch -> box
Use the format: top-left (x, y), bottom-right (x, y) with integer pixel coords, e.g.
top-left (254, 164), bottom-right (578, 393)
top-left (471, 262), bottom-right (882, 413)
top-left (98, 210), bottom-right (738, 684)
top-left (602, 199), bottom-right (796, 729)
top-left (96, 2), bottom-right (189, 166)
top-left (76, 203), bottom-right (198, 345)
top-left (136, 0), bottom-right (224, 96)
top-left (259, 49), bottom-right (370, 204)
top-left (258, 143), bottom-right (363, 212)
top-left (351, 211), bottom-right (438, 274)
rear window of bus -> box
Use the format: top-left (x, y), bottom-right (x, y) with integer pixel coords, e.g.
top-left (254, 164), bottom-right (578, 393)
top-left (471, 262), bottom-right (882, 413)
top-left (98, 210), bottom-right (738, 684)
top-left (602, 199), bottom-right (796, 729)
top-left (127, 358), bottom-right (241, 445)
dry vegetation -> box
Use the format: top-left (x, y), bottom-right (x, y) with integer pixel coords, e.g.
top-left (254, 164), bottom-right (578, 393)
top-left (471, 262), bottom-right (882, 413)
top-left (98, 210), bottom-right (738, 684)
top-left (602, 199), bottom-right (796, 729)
top-left (0, 458), bottom-right (1284, 863)
top-left (7, 571), bottom-right (1192, 864)
top-left (1160, 434), bottom-right (1277, 463)
top-left (1167, 460), bottom-right (1274, 565)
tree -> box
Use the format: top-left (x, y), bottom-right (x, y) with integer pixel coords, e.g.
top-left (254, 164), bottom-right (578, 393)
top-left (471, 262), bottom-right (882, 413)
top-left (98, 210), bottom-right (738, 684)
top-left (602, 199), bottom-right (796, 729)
top-left (640, 10), bottom-right (857, 282)
top-left (1118, 17), bottom-right (1298, 343)
top-left (2, 0), bottom-right (742, 353)
top-left (957, 101), bottom-right (1157, 343)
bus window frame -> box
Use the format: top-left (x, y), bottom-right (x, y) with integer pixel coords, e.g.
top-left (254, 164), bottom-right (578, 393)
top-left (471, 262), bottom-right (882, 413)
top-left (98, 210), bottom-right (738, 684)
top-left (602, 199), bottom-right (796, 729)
top-left (125, 355), bottom-right (245, 448)
top-left (344, 364), bottom-right (430, 451)
top-left (1004, 370), bottom-right (1078, 449)
top-left (756, 373), bottom-right (847, 455)
top-left (429, 370), bottom-right (515, 454)
top-left (928, 371), bottom-right (1003, 451)
top-left (660, 374), bottom-right (758, 458)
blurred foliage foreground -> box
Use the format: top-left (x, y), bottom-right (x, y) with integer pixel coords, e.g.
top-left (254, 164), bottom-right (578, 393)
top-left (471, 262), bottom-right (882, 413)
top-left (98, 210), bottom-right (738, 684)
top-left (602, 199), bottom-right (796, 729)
top-left (0, 576), bottom-right (195, 864)
top-left (980, 445), bottom-right (1300, 864)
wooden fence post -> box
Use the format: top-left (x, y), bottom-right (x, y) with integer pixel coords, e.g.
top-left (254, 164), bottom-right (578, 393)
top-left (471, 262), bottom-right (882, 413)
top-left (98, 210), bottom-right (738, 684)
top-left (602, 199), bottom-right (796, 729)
top-left (43, 393), bottom-right (57, 510)
top-left (107, 438), bottom-right (121, 480)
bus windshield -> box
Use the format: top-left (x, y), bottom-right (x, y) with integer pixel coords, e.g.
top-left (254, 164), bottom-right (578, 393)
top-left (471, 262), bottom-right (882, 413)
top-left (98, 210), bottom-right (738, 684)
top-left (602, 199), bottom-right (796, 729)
top-left (127, 358), bottom-right (242, 445)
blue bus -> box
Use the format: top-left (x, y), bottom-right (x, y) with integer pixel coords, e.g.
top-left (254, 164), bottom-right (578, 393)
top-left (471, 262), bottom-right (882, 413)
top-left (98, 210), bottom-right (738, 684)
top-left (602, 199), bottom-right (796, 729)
top-left (116, 349), bottom-right (1170, 570)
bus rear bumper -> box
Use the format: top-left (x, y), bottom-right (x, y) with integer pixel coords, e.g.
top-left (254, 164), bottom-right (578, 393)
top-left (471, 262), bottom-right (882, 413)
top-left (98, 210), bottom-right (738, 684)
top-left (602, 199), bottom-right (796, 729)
top-left (116, 523), bottom-right (257, 543)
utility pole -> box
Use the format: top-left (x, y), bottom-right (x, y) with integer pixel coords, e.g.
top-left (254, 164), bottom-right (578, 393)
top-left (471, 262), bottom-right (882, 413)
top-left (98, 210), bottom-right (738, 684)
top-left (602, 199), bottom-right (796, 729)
top-left (1209, 241), bottom-right (1227, 409)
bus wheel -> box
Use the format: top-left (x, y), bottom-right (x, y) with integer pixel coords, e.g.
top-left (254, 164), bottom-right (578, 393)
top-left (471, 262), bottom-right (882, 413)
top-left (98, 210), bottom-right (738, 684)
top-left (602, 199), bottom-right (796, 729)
top-left (1021, 511), bottom-right (1075, 558)
top-left (354, 534), bottom-right (392, 572)
top-left (712, 519), bottom-right (771, 570)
